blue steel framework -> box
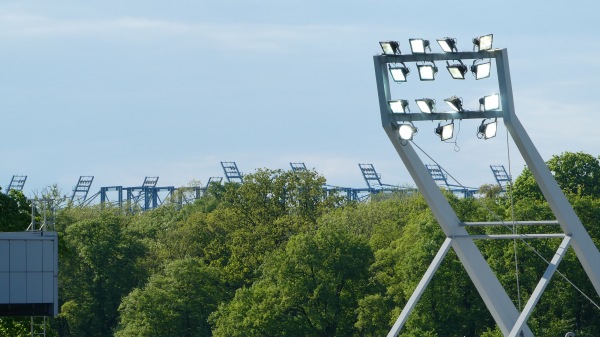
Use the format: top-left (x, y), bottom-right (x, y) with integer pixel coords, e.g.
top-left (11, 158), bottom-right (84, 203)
top-left (221, 161), bottom-right (243, 183)
top-left (490, 164), bottom-right (512, 190)
top-left (70, 176), bottom-right (94, 205)
top-left (7, 175), bottom-right (27, 192)
top-left (425, 164), bottom-right (477, 197)
top-left (374, 41), bottom-right (600, 337)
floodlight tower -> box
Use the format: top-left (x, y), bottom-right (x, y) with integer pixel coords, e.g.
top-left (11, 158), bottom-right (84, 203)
top-left (290, 162), bottom-right (307, 172)
top-left (7, 175), bottom-right (27, 192)
top-left (490, 164), bottom-right (512, 190)
top-left (374, 36), bottom-right (600, 337)
top-left (221, 161), bottom-right (243, 183)
top-left (70, 176), bottom-right (94, 205)
top-left (358, 163), bottom-right (383, 190)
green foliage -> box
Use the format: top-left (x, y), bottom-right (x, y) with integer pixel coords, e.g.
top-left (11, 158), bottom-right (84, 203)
top-left (0, 189), bottom-right (31, 231)
top-left (210, 224), bottom-right (374, 337)
top-left (58, 208), bottom-right (146, 337)
top-left (512, 151), bottom-right (600, 201)
top-left (7, 153), bottom-right (599, 336)
top-left (115, 258), bottom-right (225, 337)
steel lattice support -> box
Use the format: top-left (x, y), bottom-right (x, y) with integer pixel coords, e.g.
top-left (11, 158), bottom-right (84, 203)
top-left (70, 176), bottom-right (94, 205)
top-left (374, 47), bottom-right (600, 336)
top-left (221, 161), bottom-right (243, 183)
top-left (7, 175), bottom-right (27, 192)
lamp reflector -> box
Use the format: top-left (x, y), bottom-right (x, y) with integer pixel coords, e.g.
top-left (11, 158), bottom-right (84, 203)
top-left (479, 94), bottom-right (500, 111)
top-left (380, 41), bottom-right (400, 55)
top-left (398, 124), bottom-right (417, 140)
top-left (415, 98), bottom-right (435, 113)
top-left (388, 100), bottom-right (409, 113)
top-left (435, 122), bottom-right (454, 141)
top-left (478, 120), bottom-right (497, 139)
top-left (444, 96), bottom-right (464, 112)
top-left (471, 61), bottom-right (491, 80)
top-left (437, 37), bottom-right (457, 53)
top-left (409, 38), bottom-right (430, 54)
top-left (389, 64), bottom-right (410, 82)
top-left (446, 61), bottom-right (468, 79)
top-left (473, 34), bottom-right (493, 51)
top-left (417, 63), bottom-right (438, 81)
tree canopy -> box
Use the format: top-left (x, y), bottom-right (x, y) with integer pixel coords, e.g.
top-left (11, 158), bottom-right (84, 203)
top-left (2, 153), bottom-right (600, 336)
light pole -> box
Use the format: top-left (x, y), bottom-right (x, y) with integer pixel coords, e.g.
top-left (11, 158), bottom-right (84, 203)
top-left (373, 36), bottom-right (600, 337)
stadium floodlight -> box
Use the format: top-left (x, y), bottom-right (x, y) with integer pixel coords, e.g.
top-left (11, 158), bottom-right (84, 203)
top-left (388, 99), bottom-right (410, 113)
top-left (409, 38), bottom-right (430, 54)
top-left (380, 41), bottom-right (401, 55)
top-left (435, 121), bottom-right (454, 141)
top-left (477, 119), bottom-right (497, 139)
top-left (417, 62), bottom-right (438, 81)
top-left (437, 37), bottom-right (457, 53)
top-left (446, 60), bottom-right (468, 79)
top-left (473, 34), bottom-right (493, 51)
top-left (389, 63), bottom-right (410, 82)
top-left (479, 94), bottom-right (500, 111)
top-left (415, 98), bottom-right (435, 113)
top-left (471, 60), bottom-right (491, 80)
top-left (444, 96), bottom-right (464, 112)
top-left (398, 124), bottom-right (418, 140)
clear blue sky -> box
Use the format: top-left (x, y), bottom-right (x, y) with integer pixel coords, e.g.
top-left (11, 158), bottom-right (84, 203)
top-left (1, 0), bottom-right (599, 197)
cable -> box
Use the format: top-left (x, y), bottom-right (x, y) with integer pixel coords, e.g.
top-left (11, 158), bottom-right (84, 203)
top-left (506, 129), bottom-right (523, 310)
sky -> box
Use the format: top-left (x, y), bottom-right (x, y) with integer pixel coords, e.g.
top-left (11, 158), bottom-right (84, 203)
top-left (1, 0), bottom-right (599, 199)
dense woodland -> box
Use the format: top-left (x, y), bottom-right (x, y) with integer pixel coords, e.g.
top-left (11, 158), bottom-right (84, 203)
top-left (1, 151), bottom-right (600, 337)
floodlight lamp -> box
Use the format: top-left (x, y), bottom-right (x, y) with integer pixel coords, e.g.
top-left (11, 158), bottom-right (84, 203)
top-left (415, 98), bottom-right (435, 113)
top-left (471, 60), bottom-right (491, 80)
top-left (477, 119), bottom-right (497, 139)
top-left (388, 99), bottom-right (410, 113)
top-left (479, 94), bottom-right (500, 111)
top-left (417, 62), bottom-right (438, 81)
top-left (437, 37), bottom-right (457, 53)
top-left (446, 60), bottom-right (468, 79)
top-left (380, 41), bottom-right (401, 55)
top-left (398, 124), bottom-right (418, 141)
top-left (409, 38), bottom-right (430, 54)
top-left (389, 63), bottom-right (410, 82)
top-left (444, 96), bottom-right (464, 112)
top-left (473, 34), bottom-right (493, 51)
top-left (435, 121), bottom-right (454, 141)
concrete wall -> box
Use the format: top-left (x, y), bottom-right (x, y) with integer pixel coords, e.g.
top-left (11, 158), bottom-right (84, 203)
top-left (0, 231), bottom-right (58, 316)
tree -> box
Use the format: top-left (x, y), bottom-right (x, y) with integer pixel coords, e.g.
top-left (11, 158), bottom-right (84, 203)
top-left (0, 189), bottom-right (31, 232)
top-left (115, 258), bottom-right (225, 337)
top-left (210, 224), bottom-right (374, 337)
top-left (512, 151), bottom-right (600, 201)
top-left (58, 208), bottom-right (146, 337)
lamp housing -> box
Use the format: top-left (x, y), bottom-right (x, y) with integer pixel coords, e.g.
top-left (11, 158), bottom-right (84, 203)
top-left (435, 122), bottom-right (454, 141)
top-left (417, 62), bottom-right (438, 81)
top-left (415, 98), bottom-right (435, 113)
top-left (389, 63), bottom-right (410, 82)
top-left (446, 60), bottom-right (468, 79)
top-left (398, 124), bottom-right (418, 140)
top-left (473, 34), bottom-right (493, 51)
top-left (477, 119), bottom-right (497, 139)
top-left (437, 37), bottom-right (457, 53)
top-left (479, 94), bottom-right (500, 111)
top-left (409, 38), bottom-right (430, 54)
top-left (380, 41), bottom-right (401, 55)
top-left (444, 96), bottom-right (464, 112)
top-left (388, 100), bottom-right (410, 113)
top-left (471, 60), bottom-right (491, 80)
